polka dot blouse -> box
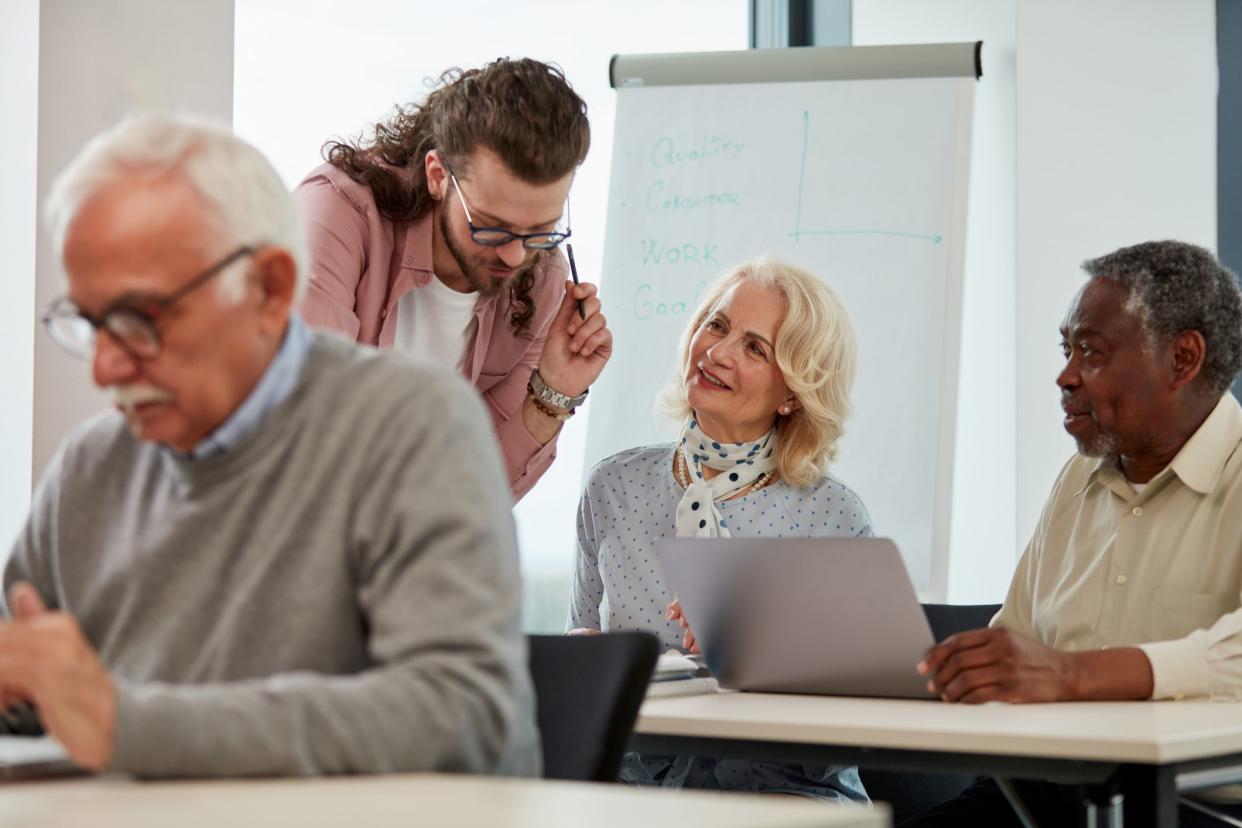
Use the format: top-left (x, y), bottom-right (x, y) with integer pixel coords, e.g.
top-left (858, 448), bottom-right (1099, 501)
top-left (567, 442), bottom-right (874, 804)
top-left (570, 443), bottom-right (874, 648)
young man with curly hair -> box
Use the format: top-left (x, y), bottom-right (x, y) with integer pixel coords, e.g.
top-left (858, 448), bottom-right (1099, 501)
top-left (296, 58), bottom-right (611, 501)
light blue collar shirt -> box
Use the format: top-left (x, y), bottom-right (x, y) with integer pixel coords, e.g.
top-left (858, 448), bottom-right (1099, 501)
top-left (189, 313), bottom-right (312, 461)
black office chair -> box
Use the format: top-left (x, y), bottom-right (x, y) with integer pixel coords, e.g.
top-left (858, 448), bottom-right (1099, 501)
top-left (527, 631), bottom-right (660, 782)
top-left (858, 603), bottom-right (1002, 824)
top-left (921, 603), bottom-right (1003, 647)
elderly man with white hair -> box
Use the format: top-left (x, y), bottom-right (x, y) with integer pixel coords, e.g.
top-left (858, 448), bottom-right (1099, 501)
top-left (0, 115), bottom-right (539, 778)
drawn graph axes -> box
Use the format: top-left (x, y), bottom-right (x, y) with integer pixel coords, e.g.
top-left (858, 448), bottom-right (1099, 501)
top-left (790, 109), bottom-right (943, 245)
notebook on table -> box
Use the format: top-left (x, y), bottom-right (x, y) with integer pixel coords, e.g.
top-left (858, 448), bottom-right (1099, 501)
top-left (0, 735), bottom-right (81, 781)
top-left (647, 651), bottom-right (719, 699)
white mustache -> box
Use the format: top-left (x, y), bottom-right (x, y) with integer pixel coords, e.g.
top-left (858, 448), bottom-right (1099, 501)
top-left (107, 385), bottom-right (174, 412)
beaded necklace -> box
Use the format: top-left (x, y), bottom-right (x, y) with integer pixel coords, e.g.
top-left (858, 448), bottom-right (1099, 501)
top-left (675, 448), bottom-right (773, 499)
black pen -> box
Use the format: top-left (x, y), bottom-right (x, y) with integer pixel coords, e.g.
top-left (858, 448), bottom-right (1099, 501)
top-left (566, 243), bottom-right (586, 320)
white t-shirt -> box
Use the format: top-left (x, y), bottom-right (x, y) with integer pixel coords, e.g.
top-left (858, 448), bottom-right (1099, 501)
top-left (393, 275), bottom-right (479, 371)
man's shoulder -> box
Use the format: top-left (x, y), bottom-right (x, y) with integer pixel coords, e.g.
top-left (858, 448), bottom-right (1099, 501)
top-left (294, 162), bottom-right (383, 220)
top-left (294, 333), bottom-right (508, 507)
top-left (296, 161), bottom-right (363, 194)
top-left (307, 328), bottom-right (470, 386)
top-left (44, 408), bottom-right (146, 490)
top-left (301, 331), bottom-right (483, 422)
top-left (1024, 453), bottom-right (1107, 550)
top-left (1049, 453), bottom-right (1101, 499)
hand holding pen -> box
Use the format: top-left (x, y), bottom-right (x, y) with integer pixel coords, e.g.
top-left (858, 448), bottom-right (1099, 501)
top-left (567, 243), bottom-right (587, 320)
top-left (534, 242), bottom-right (613, 401)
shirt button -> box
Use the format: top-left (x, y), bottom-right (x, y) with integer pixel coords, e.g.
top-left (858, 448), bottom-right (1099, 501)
top-left (1131, 507), bottom-right (1142, 517)
top-left (1116, 575), bottom-right (1128, 585)
top-left (402, 256), bottom-right (413, 266)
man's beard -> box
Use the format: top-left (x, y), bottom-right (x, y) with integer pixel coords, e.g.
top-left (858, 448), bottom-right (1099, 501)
top-left (440, 207), bottom-right (538, 297)
top-left (1076, 426), bottom-right (1121, 460)
top-left (1075, 415), bottom-right (1156, 463)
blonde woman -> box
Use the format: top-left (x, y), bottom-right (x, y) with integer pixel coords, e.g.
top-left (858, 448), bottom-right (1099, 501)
top-left (569, 256), bottom-right (871, 802)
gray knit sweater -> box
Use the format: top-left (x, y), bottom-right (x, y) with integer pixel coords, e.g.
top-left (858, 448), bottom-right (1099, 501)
top-left (2, 333), bottom-right (539, 778)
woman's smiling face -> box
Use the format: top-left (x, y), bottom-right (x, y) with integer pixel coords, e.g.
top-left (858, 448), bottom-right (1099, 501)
top-left (685, 278), bottom-right (794, 443)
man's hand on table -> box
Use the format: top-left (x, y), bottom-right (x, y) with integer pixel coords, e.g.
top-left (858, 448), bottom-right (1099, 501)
top-left (918, 627), bottom-right (1155, 703)
top-left (0, 582), bottom-right (116, 769)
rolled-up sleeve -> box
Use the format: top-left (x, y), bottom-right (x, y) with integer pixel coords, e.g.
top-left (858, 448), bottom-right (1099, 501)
top-left (1139, 603), bottom-right (1242, 700)
top-left (483, 323), bottom-right (558, 503)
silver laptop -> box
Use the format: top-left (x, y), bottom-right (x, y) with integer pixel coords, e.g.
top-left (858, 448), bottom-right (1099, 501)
top-left (655, 537), bottom-right (937, 699)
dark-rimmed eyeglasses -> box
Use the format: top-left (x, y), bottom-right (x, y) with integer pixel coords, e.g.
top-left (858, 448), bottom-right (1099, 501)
top-left (448, 171), bottom-right (570, 250)
top-left (42, 245), bottom-right (256, 361)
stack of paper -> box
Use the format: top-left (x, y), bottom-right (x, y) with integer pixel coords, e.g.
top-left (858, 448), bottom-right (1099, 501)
top-left (647, 652), bottom-right (719, 698)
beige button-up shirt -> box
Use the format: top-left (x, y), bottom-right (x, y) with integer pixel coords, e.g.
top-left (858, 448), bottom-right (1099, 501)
top-left (994, 393), bottom-right (1242, 700)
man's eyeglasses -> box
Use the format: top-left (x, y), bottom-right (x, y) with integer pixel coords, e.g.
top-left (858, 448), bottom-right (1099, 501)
top-left (448, 171), bottom-right (570, 250)
top-left (42, 246), bottom-right (256, 361)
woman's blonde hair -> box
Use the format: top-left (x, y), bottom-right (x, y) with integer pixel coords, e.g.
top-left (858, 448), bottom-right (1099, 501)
top-left (658, 255), bottom-right (858, 487)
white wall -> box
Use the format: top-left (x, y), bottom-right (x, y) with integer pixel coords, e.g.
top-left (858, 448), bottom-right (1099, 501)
top-left (853, 0), bottom-right (1019, 602)
top-left (854, 0), bottom-right (1219, 600)
top-left (0, 0), bottom-right (39, 548)
top-left (1013, 0), bottom-right (1218, 546)
top-left (32, 0), bottom-right (236, 480)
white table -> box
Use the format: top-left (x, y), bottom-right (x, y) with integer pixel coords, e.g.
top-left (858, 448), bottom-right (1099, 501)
top-left (0, 773), bottom-right (890, 828)
top-left (633, 691), bottom-right (1242, 827)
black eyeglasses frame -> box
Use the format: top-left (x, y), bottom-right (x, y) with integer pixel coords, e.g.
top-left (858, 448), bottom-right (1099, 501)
top-left (42, 245), bottom-right (256, 361)
top-left (447, 169), bottom-right (571, 251)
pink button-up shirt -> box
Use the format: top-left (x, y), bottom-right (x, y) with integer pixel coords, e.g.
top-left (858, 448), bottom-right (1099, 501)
top-left (294, 163), bottom-right (565, 501)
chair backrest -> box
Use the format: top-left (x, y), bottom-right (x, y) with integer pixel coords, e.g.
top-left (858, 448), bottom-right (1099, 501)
top-left (858, 603), bottom-right (1002, 823)
top-left (922, 603), bottom-right (1002, 643)
top-left (527, 631), bottom-right (660, 782)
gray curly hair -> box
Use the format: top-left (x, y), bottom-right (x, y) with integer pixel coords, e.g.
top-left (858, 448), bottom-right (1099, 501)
top-left (1082, 241), bottom-right (1242, 395)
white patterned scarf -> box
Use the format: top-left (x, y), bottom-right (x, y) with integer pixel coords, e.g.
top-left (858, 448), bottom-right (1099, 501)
top-left (674, 418), bottom-right (777, 538)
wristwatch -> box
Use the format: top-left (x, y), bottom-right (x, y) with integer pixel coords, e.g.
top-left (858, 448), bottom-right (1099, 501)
top-left (529, 369), bottom-right (588, 411)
